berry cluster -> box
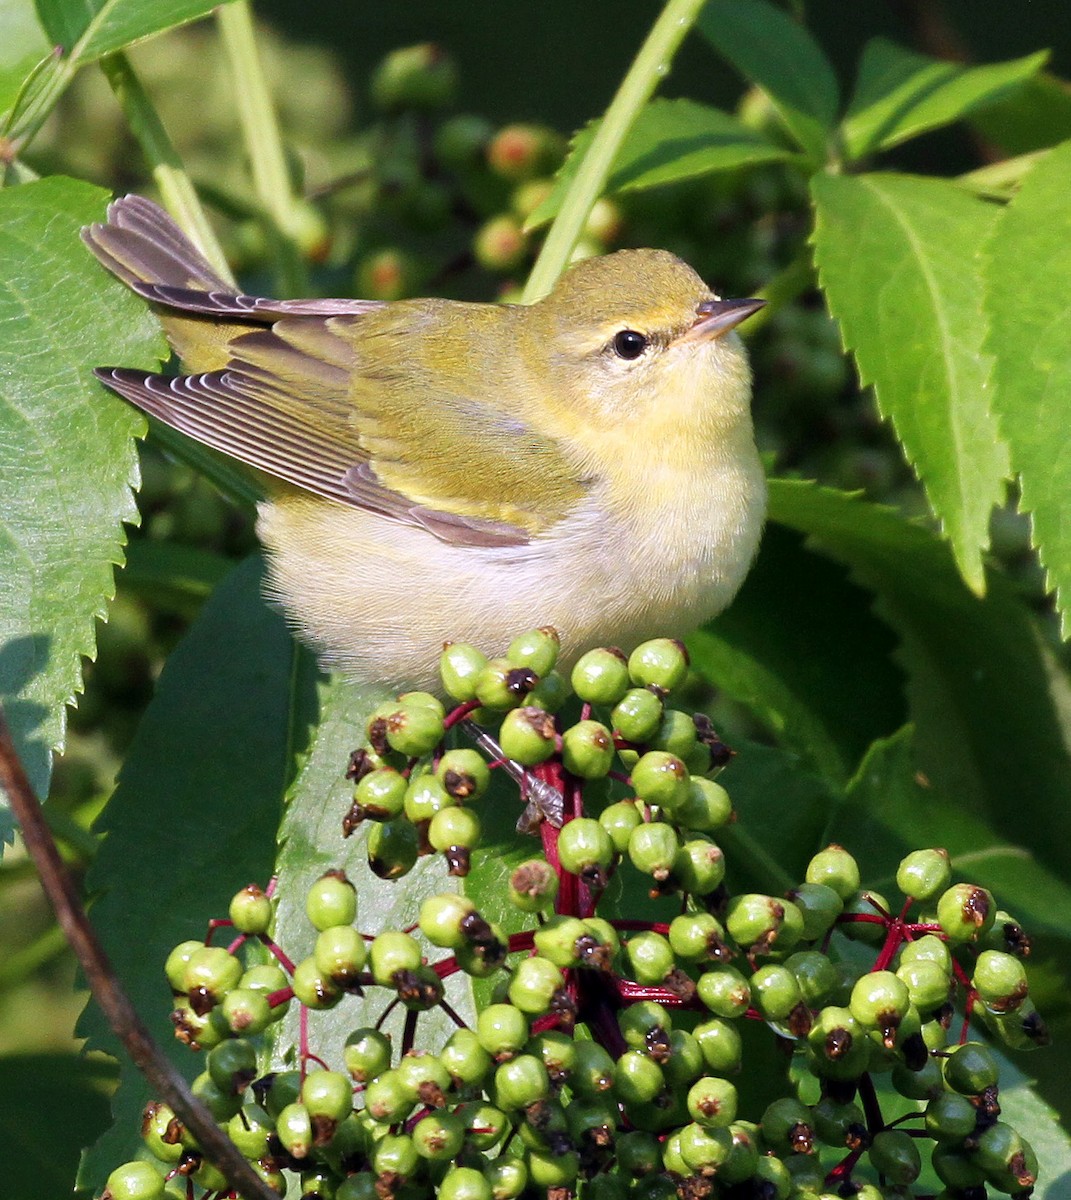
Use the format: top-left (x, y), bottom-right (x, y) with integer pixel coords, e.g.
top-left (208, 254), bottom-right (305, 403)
top-left (101, 632), bottom-right (1046, 1200)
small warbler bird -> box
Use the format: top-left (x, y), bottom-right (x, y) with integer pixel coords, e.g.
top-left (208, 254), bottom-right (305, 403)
top-left (84, 196), bottom-right (765, 689)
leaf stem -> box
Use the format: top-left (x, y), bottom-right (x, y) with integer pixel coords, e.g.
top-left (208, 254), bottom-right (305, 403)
top-left (0, 707), bottom-right (278, 1200)
top-left (98, 53), bottom-right (234, 285)
top-left (522, 0), bottom-right (707, 303)
top-left (217, 0), bottom-right (308, 293)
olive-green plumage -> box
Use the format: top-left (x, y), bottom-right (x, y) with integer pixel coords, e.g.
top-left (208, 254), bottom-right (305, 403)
top-left (84, 196), bottom-right (766, 687)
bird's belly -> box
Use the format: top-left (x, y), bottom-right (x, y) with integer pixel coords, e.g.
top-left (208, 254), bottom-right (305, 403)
top-left (257, 463), bottom-right (765, 690)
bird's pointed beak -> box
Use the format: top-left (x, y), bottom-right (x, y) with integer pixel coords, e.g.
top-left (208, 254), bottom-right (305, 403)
top-left (676, 296), bottom-right (766, 343)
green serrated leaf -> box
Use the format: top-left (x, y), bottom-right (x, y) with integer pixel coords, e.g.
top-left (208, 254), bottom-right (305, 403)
top-left (0, 1052), bottom-right (114, 1200)
top-left (35, 0), bottom-right (235, 61)
top-left (698, 0), bottom-right (838, 162)
top-left (689, 522), bottom-right (905, 786)
top-left (527, 98), bottom-right (789, 231)
top-left (842, 38), bottom-right (1048, 161)
top-left (717, 739), bottom-right (839, 894)
top-left (77, 554), bottom-right (305, 1191)
top-left (811, 172), bottom-right (1010, 594)
top-left (984, 139), bottom-right (1071, 637)
top-left (970, 71), bottom-right (1071, 156)
top-left (837, 726), bottom-right (1071, 940)
top-left (0, 177), bottom-right (161, 808)
top-left (767, 480), bottom-right (1071, 890)
top-left (269, 672), bottom-right (476, 1072)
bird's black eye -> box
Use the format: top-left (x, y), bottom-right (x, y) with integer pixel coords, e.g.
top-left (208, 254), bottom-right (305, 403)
top-left (612, 329), bottom-right (648, 360)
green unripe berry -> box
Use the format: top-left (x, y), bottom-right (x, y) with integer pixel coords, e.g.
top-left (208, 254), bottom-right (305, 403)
top-left (850, 970), bottom-right (911, 1044)
top-left (973, 1122), bottom-right (1038, 1192)
top-left (678, 1121), bottom-right (733, 1173)
top-left (225, 1102), bottom-right (273, 1160)
top-left (371, 43), bottom-right (457, 112)
top-left (571, 1039), bottom-right (616, 1096)
top-left (140, 1100), bottom-right (184, 1164)
top-left (305, 870), bottom-right (356, 931)
top-left (412, 1109), bottom-right (466, 1160)
top-left (291, 956), bottom-right (342, 1010)
top-left (674, 837), bottom-right (727, 896)
top-left (493, 1054), bottom-right (550, 1109)
top-left (868, 1129), bottom-right (921, 1185)
top-left (896, 957), bottom-right (951, 1012)
top-left (806, 1006), bottom-right (870, 1081)
top-left (611, 687), bottom-right (665, 743)
top-left (973, 948), bottom-right (1029, 1013)
top-left (694, 1017), bottom-right (743, 1074)
top-left (419, 892), bottom-right (479, 949)
top-left (474, 215), bottom-right (528, 273)
top-left (628, 638), bottom-right (689, 692)
top-left (527, 1147), bottom-right (579, 1188)
top-left (686, 1076), bottom-right (738, 1127)
top-left (507, 858), bottom-right (559, 913)
top-left (630, 750), bottom-right (690, 811)
top-left (434, 114), bottom-right (493, 168)
top-left (625, 930), bottom-right (675, 985)
top-left (937, 882), bottom-right (995, 942)
top-left (276, 1100), bottom-right (314, 1159)
top-left (751, 963), bottom-right (803, 1022)
top-left (805, 844), bottom-right (861, 899)
top-left (477, 1004), bottom-right (529, 1058)
top-left (617, 1130), bottom-right (662, 1176)
top-left (369, 930), bottom-right (423, 986)
top-left (598, 799), bottom-right (643, 854)
top-left (932, 1144), bottom-right (987, 1192)
top-left (429, 803), bottom-right (481, 852)
top-left (943, 1041), bottom-right (999, 1094)
top-left (525, 669), bottom-right (568, 713)
top-left (925, 1090), bottom-right (978, 1143)
top-left (303, 1068), bottom-right (353, 1130)
top-left (697, 965), bottom-right (751, 1019)
top-left (725, 893), bottom-right (793, 953)
top-left (507, 954), bottom-right (564, 1014)
top-left (482, 1155), bottom-right (527, 1200)
top-left (207, 1037), bottom-right (257, 1095)
top-left (786, 881), bottom-right (844, 939)
top-left (761, 1097), bottom-right (814, 1155)
top-left (404, 773), bottom-right (454, 823)
top-left (367, 817), bottom-right (421, 878)
top-left (669, 911), bottom-right (728, 962)
top-left (182, 945), bottom-right (242, 1011)
top-left (557, 816), bottom-right (615, 884)
top-left (785, 950), bottom-right (837, 1007)
top-left (498, 705), bottom-right (557, 765)
top-left (677, 776), bottom-right (733, 831)
top-left (614, 1049), bottom-right (664, 1104)
top-left (384, 698), bottom-right (445, 758)
top-left (475, 657), bottom-right (537, 709)
top-left (560, 719), bottom-right (615, 778)
top-left (343, 1027), bottom-right (392, 1082)
top-left (487, 123), bottom-right (558, 181)
top-left (103, 1161), bottom-right (165, 1200)
top-left (372, 1130), bottom-right (420, 1179)
top-left (532, 914), bottom-right (587, 967)
top-left (228, 883), bottom-right (273, 935)
top-left (840, 889), bottom-right (890, 943)
top-left (648, 708), bottom-right (698, 759)
top-left (164, 940), bottom-right (203, 993)
top-left (217, 986), bottom-right (274, 1035)
top-left (440, 643), bottom-right (488, 701)
top-left (438, 1166), bottom-right (492, 1200)
top-left (353, 766), bottom-right (408, 821)
top-left (900, 932), bottom-right (952, 971)
top-left (571, 647), bottom-right (630, 705)
top-left (314, 924), bottom-right (368, 987)
top-left (627, 820), bottom-right (679, 881)
top-left (896, 847), bottom-right (952, 900)
top-left (506, 626), bottom-right (560, 676)
top-left (891, 1052), bottom-right (944, 1101)
top-left (363, 1069), bottom-right (414, 1124)
top-left (436, 749), bottom-right (491, 801)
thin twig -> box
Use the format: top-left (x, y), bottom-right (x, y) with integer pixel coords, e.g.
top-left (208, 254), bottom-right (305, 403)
top-left (0, 708), bottom-right (277, 1200)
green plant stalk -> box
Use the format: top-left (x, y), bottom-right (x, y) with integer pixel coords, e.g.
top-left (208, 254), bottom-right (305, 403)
top-left (217, 2), bottom-right (306, 253)
top-left (99, 53), bottom-right (234, 285)
top-left (522, 0), bottom-right (708, 303)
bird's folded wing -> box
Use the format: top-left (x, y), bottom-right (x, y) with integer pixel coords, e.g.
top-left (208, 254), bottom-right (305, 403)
top-left (97, 314), bottom-right (587, 548)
